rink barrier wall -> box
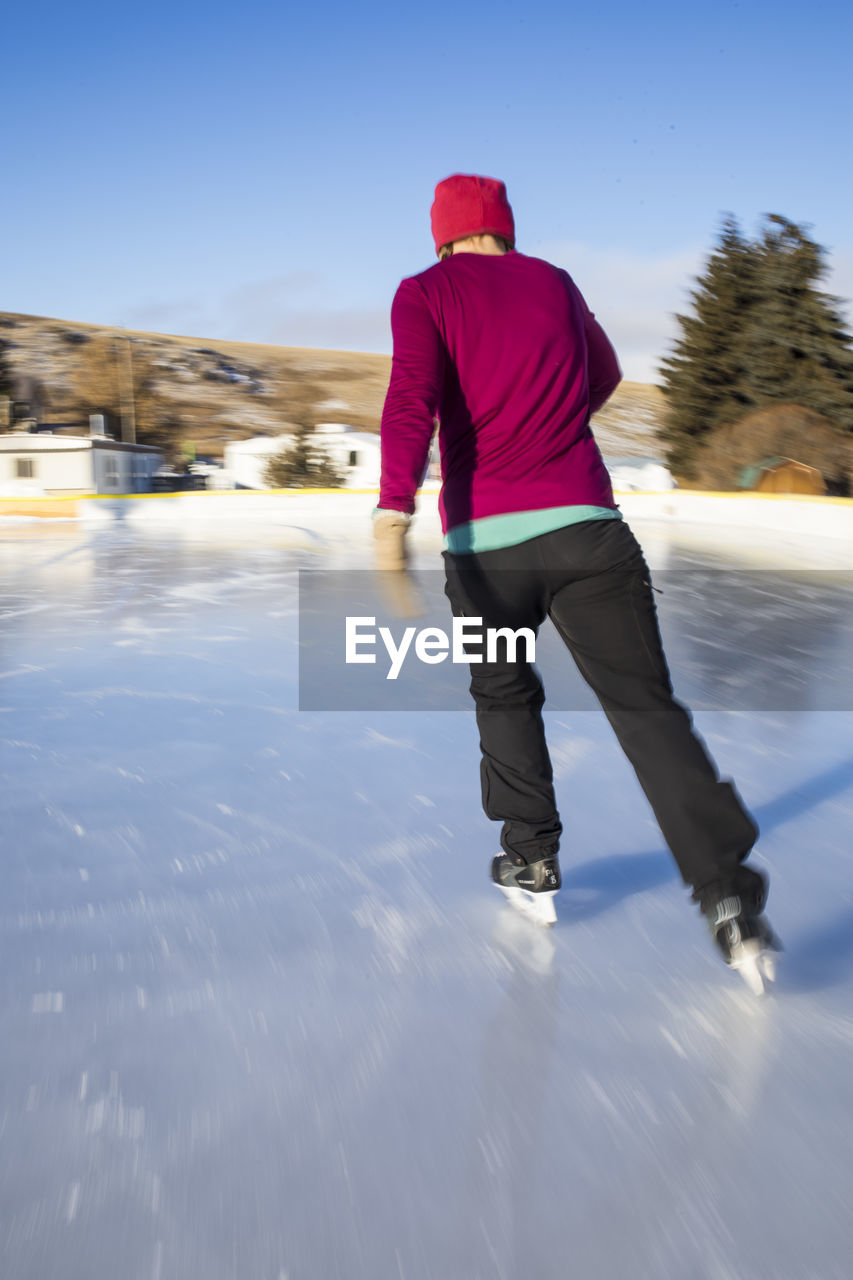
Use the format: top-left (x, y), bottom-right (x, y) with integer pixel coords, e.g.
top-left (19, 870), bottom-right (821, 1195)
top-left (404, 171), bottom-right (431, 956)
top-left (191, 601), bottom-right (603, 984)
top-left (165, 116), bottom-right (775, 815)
top-left (1, 487), bottom-right (853, 540)
top-left (0, 495), bottom-right (85, 518)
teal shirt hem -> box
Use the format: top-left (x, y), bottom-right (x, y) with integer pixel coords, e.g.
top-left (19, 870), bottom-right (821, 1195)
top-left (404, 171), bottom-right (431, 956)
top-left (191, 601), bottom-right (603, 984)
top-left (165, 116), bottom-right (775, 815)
top-left (444, 505), bottom-right (622, 554)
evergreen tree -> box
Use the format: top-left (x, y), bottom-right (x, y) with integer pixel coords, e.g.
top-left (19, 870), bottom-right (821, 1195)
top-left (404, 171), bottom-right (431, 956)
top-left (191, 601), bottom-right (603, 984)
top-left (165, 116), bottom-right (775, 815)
top-left (659, 217), bottom-right (758, 476)
top-left (263, 425), bottom-right (345, 488)
top-left (659, 215), bottom-right (853, 482)
top-left (740, 217), bottom-right (853, 426)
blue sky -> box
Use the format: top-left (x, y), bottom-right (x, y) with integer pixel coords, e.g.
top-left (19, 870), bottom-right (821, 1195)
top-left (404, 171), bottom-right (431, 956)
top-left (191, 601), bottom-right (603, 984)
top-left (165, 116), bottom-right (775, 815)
top-left (4, 0), bottom-right (851, 381)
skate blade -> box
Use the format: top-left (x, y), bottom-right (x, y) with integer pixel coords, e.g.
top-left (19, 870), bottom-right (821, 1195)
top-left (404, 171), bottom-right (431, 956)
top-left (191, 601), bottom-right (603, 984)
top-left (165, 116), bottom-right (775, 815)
top-left (497, 885), bottom-right (557, 927)
top-left (730, 938), bottom-right (776, 996)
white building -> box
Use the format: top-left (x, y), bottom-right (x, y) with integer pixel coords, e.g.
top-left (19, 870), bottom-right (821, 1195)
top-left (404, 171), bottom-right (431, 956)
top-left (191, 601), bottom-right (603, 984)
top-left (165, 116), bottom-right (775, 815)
top-left (0, 431), bottom-right (163, 496)
top-left (222, 436), bottom-right (289, 489)
top-left (223, 425), bottom-right (382, 490)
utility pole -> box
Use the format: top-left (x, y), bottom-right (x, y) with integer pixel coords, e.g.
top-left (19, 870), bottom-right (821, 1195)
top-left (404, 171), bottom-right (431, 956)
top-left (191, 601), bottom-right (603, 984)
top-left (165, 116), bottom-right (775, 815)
top-left (115, 328), bottom-right (136, 444)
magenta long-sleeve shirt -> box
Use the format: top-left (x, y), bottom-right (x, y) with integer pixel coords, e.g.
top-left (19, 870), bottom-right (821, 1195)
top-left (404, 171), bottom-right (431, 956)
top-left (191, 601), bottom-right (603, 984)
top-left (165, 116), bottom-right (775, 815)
top-left (379, 250), bottom-right (621, 534)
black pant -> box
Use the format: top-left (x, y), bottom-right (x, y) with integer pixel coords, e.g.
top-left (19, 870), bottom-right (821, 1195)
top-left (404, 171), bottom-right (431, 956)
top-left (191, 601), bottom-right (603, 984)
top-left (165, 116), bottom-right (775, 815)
top-left (443, 519), bottom-right (760, 901)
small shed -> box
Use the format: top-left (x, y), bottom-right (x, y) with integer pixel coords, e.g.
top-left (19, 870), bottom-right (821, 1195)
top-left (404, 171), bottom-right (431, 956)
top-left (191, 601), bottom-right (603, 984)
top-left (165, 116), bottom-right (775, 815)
top-left (737, 456), bottom-right (825, 496)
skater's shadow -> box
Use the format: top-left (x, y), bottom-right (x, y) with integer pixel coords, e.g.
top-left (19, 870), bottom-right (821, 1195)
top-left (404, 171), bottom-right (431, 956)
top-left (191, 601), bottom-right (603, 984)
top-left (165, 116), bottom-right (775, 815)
top-left (558, 849), bottom-right (676, 923)
top-left (551, 757), bottom-right (853, 930)
top-left (776, 904), bottom-right (853, 993)
top-left (755, 756), bottom-right (853, 834)
top-left (753, 756), bottom-right (853, 993)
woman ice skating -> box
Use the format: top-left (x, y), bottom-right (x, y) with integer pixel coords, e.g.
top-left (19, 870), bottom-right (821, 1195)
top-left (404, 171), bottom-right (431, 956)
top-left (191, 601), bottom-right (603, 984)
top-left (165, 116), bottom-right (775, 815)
top-left (375, 173), bottom-right (780, 992)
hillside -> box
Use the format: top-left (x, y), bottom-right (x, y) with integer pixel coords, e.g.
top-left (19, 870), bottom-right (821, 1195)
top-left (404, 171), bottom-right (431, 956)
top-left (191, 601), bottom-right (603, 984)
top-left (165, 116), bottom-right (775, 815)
top-left (0, 311), bottom-right (666, 463)
top-left (587, 380), bottom-right (667, 461)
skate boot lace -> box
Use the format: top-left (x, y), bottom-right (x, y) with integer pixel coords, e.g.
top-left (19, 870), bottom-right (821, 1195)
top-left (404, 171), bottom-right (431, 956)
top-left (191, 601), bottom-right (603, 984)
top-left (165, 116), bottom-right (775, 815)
top-left (712, 896), bottom-right (744, 952)
top-left (712, 896), bottom-right (743, 929)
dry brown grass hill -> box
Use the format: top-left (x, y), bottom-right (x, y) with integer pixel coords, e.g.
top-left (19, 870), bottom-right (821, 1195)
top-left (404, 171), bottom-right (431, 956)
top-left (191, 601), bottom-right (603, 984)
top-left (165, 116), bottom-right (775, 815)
top-left (0, 310), bottom-right (666, 463)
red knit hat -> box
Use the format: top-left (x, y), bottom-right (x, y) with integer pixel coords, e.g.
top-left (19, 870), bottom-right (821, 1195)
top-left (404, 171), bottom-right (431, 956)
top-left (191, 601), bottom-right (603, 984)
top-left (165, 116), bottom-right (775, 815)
top-left (430, 174), bottom-right (515, 255)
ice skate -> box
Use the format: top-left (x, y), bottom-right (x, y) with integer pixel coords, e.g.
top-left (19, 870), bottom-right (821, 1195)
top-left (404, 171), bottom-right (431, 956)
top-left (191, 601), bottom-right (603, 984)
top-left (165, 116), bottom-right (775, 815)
top-left (705, 893), bottom-right (782, 996)
top-left (491, 853), bottom-right (561, 927)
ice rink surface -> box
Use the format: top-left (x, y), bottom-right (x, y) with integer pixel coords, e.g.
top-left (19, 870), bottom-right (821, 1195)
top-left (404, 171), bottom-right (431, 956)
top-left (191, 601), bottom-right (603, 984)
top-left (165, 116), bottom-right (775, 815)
top-left (2, 514), bottom-right (853, 1280)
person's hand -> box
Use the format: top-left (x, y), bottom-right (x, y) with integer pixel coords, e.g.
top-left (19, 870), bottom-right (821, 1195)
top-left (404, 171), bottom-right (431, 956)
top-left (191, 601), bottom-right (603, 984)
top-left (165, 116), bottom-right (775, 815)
top-left (373, 511), bottom-right (425, 619)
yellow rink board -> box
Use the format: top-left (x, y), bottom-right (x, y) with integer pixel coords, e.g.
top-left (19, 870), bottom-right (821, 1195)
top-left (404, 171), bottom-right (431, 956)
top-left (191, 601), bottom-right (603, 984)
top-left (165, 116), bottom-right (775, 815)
top-left (0, 496), bottom-right (82, 518)
top-left (1, 488), bottom-right (852, 521)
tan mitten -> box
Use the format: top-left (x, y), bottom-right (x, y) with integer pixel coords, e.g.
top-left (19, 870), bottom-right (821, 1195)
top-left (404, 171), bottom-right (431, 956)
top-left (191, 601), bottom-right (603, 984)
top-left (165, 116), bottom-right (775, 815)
top-left (373, 511), bottom-right (424, 619)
